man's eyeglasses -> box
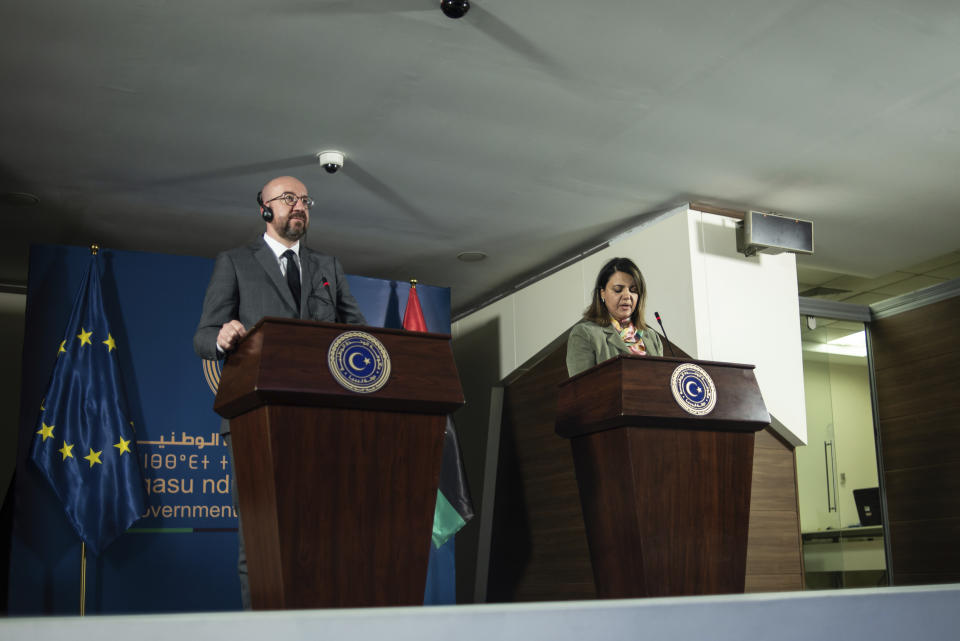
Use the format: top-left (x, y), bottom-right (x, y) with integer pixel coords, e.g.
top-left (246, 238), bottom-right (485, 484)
top-left (265, 192), bottom-right (315, 209)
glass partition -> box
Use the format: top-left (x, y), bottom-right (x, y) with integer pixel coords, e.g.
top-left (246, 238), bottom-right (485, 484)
top-left (796, 315), bottom-right (887, 588)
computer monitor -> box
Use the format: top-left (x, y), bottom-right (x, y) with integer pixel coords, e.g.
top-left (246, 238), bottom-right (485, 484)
top-left (853, 487), bottom-right (883, 526)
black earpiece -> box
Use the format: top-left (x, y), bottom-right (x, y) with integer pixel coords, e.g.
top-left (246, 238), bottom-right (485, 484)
top-left (257, 191), bottom-right (273, 222)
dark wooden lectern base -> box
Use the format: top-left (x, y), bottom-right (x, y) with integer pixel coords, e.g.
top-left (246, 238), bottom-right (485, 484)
top-left (571, 425), bottom-right (755, 597)
top-left (232, 406), bottom-right (445, 609)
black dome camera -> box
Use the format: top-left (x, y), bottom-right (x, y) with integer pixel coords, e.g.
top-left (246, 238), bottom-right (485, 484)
top-left (441, 0), bottom-right (470, 19)
top-left (317, 151), bottom-right (344, 174)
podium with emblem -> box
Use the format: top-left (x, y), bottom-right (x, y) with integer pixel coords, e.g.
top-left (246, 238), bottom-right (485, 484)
top-left (214, 318), bottom-right (463, 609)
top-left (555, 354), bottom-right (769, 597)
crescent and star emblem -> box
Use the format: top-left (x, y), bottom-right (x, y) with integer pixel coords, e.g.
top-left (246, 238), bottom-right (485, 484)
top-left (347, 351), bottom-right (371, 371)
top-left (328, 331), bottom-right (391, 394)
top-left (670, 363), bottom-right (717, 416)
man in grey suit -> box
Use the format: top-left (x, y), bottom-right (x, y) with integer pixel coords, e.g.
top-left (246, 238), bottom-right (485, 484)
top-left (194, 174), bottom-right (366, 359)
top-left (194, 175), bottom-right (366, 609)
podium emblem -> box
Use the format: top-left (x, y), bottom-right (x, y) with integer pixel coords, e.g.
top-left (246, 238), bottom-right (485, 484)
top-left (327, 331), bottom-right (392, 393)
top-left (670, 363), bottom-right (717, 416)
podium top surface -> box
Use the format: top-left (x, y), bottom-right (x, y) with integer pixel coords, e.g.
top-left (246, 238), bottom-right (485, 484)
top-left (563, 353), bottom-right (757, 384)
top-left (248, 317), bottom-right (454, 341)
top-left (214, 318), bottom-right (464, 418)
top-left (556, 354), bottom-right (770, 437)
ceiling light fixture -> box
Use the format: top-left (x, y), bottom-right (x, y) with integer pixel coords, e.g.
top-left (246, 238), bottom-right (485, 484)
top-left (803, 331), bottom-right (867, 358)
top-left (457, 251), bottom-right (487, 263)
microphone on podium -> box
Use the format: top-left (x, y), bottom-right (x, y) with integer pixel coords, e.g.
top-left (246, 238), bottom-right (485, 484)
top-left (654, 311), bottom-right (676, 357)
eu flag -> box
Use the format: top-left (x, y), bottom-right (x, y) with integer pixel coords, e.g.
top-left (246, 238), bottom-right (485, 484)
top-left (29, 253), bottom-right (146, 555)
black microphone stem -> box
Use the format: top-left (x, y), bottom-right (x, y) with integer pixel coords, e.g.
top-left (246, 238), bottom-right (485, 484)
top-left (654, 311), bottom-right (676, 358)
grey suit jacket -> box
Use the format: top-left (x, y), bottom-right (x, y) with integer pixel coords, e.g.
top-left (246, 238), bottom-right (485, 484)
top-left (193, 238), bottom-right (367, 360)
top-left (566, 319), bottom-right (664, 377)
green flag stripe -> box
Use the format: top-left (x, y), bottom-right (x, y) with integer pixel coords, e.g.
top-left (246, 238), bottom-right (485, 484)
top-left (432, 490), bottom-right (467, 549)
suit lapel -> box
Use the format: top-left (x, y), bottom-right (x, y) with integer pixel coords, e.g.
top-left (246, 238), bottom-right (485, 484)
top-left (252, 240), bottom-right (298, 315)
top-left (602, 324), bottom-right (625, 356)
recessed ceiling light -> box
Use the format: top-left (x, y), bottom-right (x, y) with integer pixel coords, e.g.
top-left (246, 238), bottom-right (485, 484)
top-left (0, 192), bottom-right (40, 206)
top-left (457, 251), bottom-right (487, 263)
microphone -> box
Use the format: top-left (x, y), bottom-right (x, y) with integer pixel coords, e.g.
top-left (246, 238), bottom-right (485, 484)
top-left (319, 275), bottom-right (332, 300)
top-left (654, 311), bottom-right (676, 357)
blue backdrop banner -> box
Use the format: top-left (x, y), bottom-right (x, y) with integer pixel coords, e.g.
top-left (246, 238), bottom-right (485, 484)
top-left (8, 244), bottom-right (456, 613)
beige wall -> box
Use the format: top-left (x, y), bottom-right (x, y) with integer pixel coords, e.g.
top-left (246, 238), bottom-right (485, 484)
top-left (686, 212), bottom-right (807, 444)
top-left (796, 356), bottom-right (878, 531)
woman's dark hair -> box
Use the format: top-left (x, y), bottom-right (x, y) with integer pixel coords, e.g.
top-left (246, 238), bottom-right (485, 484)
top-left (583, 257), bottom-right (649, 330)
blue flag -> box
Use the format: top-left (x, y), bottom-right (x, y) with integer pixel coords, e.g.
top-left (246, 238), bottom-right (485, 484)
top-left (29, 254), bottom-right (147, 555)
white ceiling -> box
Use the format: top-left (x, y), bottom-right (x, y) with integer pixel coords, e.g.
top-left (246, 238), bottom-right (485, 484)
top-left (3, 0), bottom-right (960, 313)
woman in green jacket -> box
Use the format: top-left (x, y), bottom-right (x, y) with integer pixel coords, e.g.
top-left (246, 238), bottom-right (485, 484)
top-left (566, 257), bottom-right (664, 376)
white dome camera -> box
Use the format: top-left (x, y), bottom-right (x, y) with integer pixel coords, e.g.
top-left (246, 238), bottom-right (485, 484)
top-left (317, 150), bottom-right (344, 174)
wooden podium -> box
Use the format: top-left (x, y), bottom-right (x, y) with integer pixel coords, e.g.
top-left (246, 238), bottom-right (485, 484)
top-left (556, 355), bottom-right (770, 598)
top-left (214, 318), bottom-right (464, 609)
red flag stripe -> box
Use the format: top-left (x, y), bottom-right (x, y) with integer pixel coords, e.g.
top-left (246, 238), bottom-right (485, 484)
top-left (403, 284), bottom-right (428, 332)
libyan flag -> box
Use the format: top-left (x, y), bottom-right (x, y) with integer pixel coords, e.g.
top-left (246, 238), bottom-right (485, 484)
top-left (404, 282), bottom-right (474, 548)
top-left (433, 417), bottom-right (474, 548)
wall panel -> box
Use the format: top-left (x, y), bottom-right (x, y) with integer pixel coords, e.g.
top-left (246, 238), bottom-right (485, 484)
top-left (872, 294), bottom-right (960, 585)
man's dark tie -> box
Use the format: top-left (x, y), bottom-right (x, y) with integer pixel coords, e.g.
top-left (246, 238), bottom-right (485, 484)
top-left (282, 249), bottom-right (301, 314)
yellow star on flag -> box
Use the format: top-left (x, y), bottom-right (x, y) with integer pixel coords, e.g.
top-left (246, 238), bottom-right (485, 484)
top-left (114, 437), bottom-right (132, 455)
top-left (77, 327), bottom-right (93, 347)
top-left (58, 340), bottom-right (67, 355)
top-left (59, 442), bottom-right (74, 460)
top-left (36, 422), bottom-right (55, 441)
top-left (103, 334), bottom-right (117, 352)
top-left (83, 448), bottom-right (103, 467)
